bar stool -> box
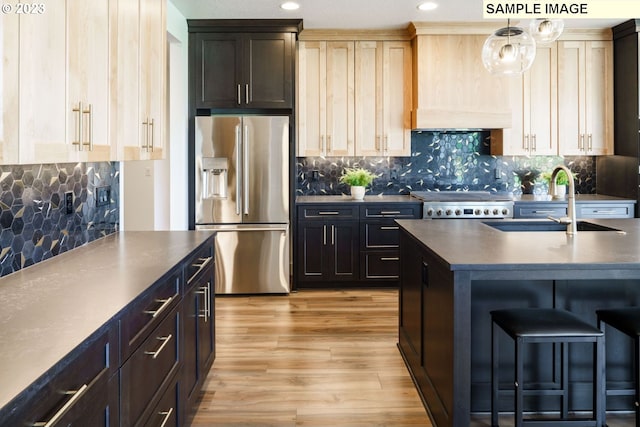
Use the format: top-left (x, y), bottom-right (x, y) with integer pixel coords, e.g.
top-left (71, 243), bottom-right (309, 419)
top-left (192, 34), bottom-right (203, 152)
top-left (491, 308), bottom-right (605, 427)
top-left (596, 307), bottom-right (640, 427)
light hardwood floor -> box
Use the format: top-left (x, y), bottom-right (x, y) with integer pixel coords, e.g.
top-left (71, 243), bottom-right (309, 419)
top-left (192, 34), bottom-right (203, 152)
top-left (190, 289), bottom-right (432, 426)
top-left (190, 289), bottom-right (636, 427)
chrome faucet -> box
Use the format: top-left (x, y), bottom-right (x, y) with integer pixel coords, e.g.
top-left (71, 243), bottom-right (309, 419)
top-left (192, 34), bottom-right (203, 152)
top-left (547, 165), bottom-right (577, 235)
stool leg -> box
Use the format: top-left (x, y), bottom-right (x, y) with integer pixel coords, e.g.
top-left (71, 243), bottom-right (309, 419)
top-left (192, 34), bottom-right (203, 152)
top-left (492, 321), bottom-right (499, 427)
top-left (515, 337), bottom-right (524, 427)
top-left (562, 341), bottom-right (569, 419)
top-left (635, 336), bottom-right (639, 427)
top-left (595, 336), bottom-right (605, 427)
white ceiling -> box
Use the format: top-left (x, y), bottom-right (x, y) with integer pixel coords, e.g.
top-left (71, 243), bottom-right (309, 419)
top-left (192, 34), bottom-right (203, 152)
top-left (169, 0), bottom-right (627, 30)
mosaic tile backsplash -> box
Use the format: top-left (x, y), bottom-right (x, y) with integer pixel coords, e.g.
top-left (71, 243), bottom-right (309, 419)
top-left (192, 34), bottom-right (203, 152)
top-left (0, 162), bottom-right (119, 277)
top-left (296, 131), bottom-right (596, 196)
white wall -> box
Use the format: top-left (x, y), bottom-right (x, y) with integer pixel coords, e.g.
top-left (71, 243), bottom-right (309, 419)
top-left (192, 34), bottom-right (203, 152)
top-left (121, 1), bottom-right (189, 231)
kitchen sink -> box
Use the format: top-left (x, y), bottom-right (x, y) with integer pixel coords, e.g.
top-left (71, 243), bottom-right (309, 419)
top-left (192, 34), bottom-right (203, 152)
top-left (483, 220), bottom-right (622, 232)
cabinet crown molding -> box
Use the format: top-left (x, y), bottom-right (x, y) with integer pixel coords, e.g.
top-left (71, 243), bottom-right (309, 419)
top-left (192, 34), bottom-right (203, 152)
top-left (408, 22), bottom-right (612, 40)
top-left (299, 29), bottom-right (411, 41)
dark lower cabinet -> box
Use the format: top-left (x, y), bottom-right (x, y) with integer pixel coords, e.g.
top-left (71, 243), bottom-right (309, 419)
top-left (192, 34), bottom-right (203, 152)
top-left (295, 201), bottom-right (422, 288)
top-left (142, 380), bottom-right (180, 427)
top-left (183, 249), bottom-right (215, 425)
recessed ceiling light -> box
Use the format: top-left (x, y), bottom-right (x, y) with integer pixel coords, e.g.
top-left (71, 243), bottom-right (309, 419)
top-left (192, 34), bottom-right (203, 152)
top-left (280, 1), bottom-right (300, 10)
top-left (417, 1), bottom-right (438, 11)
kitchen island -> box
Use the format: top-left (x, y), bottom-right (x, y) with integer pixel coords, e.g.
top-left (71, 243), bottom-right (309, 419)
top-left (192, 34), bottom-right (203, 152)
top-left (396, 218), bottom-right (640, 427)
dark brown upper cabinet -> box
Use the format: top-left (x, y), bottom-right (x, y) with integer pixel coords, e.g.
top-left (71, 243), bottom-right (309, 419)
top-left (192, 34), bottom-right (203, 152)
top-left (188, 20), bottom-right (302, 111)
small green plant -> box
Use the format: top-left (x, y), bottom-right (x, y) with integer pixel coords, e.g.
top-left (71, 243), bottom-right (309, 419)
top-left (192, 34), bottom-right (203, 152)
top-left (339, 167), bottom-right (377, 187)
top-left (541, 170), bottom-right (570, 186)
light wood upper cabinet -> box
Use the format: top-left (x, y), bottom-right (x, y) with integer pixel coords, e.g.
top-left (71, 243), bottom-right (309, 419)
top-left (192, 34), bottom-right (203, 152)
top-left (411, 33), bottom-right (514, 129)
top-left (355, 41), bottom-right (412, 156)
top-left (0, 13), bottom-right (19, 164)
top-left (498, 44), bottom-right (558, 156)
top-left (558, 40), bottom-right (613, 156)
top-left (120, 0), bottom-right (166, 161)
top-left (298, 41), bottom-right (354, 157)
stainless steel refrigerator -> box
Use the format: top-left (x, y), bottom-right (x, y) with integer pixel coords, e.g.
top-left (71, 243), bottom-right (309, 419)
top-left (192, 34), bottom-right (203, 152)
top-left (194, 115), bottom-right (290, 294)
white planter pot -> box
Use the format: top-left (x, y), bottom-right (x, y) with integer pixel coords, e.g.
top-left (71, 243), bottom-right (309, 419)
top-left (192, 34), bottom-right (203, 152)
top-left (351, 186), bottom-right (366, 200)
top-left (553, 185), bottom-right (567, 199)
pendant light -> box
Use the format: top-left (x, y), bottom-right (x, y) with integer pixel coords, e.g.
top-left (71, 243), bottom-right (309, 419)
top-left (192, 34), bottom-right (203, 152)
top-left (529, 18), bottom-right (564, 44)
top-left (482, 19), bottom-right (537, 76)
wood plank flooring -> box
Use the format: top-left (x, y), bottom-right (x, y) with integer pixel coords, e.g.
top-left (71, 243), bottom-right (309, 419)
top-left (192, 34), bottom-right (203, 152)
top-left (190, 289), bottom-right (636, 427)
top-left (190, 289), bottom-right (432, 426)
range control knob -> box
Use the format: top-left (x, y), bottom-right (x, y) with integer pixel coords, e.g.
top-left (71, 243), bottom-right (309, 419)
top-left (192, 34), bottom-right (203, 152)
top-left (493, 209), bottom-right (499, 215)
top-left (502, 208), bottom-right (510, 216)
top-left (445, 209), bottom-right (452, 216)
top-left (483, 209), bottom-right (490, 215)
top-left (426, 208), bottom-right (434, 217)
top-left (436, 209), bottom-right (443, 216)
top-left (474, 209), bottom-right (482, 215)
top-left (455, 209), bottom-right (462, 216)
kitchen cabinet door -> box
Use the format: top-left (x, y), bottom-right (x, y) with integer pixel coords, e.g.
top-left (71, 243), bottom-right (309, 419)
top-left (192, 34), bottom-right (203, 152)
top-left (558, 40), bottom-right (613, 156)
top-left (297, 41), bottom-right (355, 156)
top-left (118, 0), bottom-right (166, 161)
top-left (67, 0), bottom-right (113, 162)
top-left (355, 41), bottom-right (412, 157)
top-left (18, 0), bottom-right (68, 163)
top-left (500, 44), bottom-right (558, 156)
top-left (0, 13), bottom-right (19, 164)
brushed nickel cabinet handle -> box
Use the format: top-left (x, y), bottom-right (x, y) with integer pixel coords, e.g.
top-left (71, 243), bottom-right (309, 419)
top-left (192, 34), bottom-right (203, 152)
top-left (531, 134), bottom-right (536, 152)
top-left (143, 296), bottom-right (174, 318)
top-left (158, 408), bottom-right (174, 427)
top-left (380, 211), bottom-right (401, 215)
top-left (588, 133), bottom-right (593, 151)
top-left (384, 135), bottom-right (389, 154)
top-left (579, 133), bottom-right (585, 150)
top-left (245, 84), bottom-right (249, 104)
top-left (381, 257), bottom-right (400, 261)
top-left (72, 102), bottom-right (83, 150)
top-left (331, 225), bottom-right (335, 245)
top-left (380, 226), bottom-right (400, 230)
top-left (318, 211), bottom-right (339, 215)
top-left (323, 225), bottom-right (327, 245)
top-left (523, 134), bottom-right (529, 151)
top-left (327, 135), bottom-right (332, 152)
top-left (149, 118), bottom-right (155, 152)
top-left (188, 256), bottom-right (213, 284)
top-left (32, 384), bottom-right (89, 427)
top-left (144, 334), bottom-right (173, 359)
top-left (375, 136), bottom-right (381, 151)
top-left (237, 84), bottom-right (241, 105)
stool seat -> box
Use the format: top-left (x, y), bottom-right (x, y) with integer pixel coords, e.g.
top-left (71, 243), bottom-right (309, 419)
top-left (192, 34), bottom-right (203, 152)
top-left (491, 308), bottom-right (605, 427)
top-left (596, 308), bottom-right (640, 337)
top-left (492, 308), bottom-right (604, 338)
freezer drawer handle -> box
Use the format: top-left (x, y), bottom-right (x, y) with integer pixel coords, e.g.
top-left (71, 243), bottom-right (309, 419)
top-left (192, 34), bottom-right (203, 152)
top-left (32, 384), bottom-right (89, 427)
top-left (144, 334), bottom-right (173, 359)
top-left (143, 296), bottom-right (174, 318)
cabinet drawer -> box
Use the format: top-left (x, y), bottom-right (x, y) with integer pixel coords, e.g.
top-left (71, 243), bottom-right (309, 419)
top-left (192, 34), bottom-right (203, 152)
top-left (121, 309), bottom-right (180, 426)
top-left (141, 378), bottom-right (179, 427)
top-left (185, 242), bottom-right (214, 286)
top-left (514, 205), bottom-right (566, 218)
top-left (578, 204), bottom-right (634, 218)
top-left (362, 251), bottom-right (400, 280)
top-left (361, 204), bottom-right (422, 218)
top-left (3, 329), bottom-right (113, 427)
top-left (120, 270), bottom-right (181, 360)
top-left (298, 205), bottom-right (359, 220)
top-left (362, 222), bottom-right (400, 249)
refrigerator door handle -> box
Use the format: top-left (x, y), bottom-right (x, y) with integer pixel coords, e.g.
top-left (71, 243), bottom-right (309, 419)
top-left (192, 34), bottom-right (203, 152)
top-left (243, 124), bottom-right (250, 215)
top-left (235, 125), bottom-right (242, 216)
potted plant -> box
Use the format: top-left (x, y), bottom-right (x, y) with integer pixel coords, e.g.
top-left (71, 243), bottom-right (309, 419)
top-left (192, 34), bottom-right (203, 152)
top-left (542, 170), bottom-right (570, 198)
top-left (339, 167), bottom-right (377, 200)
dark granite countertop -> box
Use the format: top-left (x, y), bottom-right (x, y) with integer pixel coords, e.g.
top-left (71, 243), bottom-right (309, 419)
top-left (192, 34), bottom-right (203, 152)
top-left (396, 218), bottom-right (640, 271)
top-left (0, 231), bottom-right (215, 412)
top-left (515, 194), bottom-right (636, 203)
top-left (296, 195), bottom-right (417, 204)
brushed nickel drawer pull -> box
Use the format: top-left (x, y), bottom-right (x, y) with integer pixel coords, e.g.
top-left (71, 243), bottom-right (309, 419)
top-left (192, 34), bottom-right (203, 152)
top-left (317, 211), bottom-right (339, 215)
top-left (380, 226), bottom-right (399, 230)
top-left (144, 334), bottom-right (173, 359)
top-left (143, 296), bottom-right (174, 318)
top-left (532, 210), bottom-right (556, 214)
top-left (381, 257), bottom-right (400, 261)
top-left (159, 407), bottom-right (174, 427)
top-left (32, 384), bottom-right (89, 427)
top-left (188, 256), bottom-right (213, 284)
top-left (380, 211), bottom-right (401, 215)
top-left (591, 210), bottom-right (616, 214)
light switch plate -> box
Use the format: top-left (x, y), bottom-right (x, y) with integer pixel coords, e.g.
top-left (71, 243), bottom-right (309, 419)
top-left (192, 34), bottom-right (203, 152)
top-left (64, 192), bottom-right (73, 215)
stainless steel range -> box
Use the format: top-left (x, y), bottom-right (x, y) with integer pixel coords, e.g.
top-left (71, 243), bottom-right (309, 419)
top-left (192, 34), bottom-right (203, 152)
top-left (410, 191), bottom-right (514, 219)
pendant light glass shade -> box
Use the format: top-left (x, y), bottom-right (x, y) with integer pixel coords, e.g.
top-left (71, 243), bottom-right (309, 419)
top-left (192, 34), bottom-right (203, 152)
top-left (482, 23), bottom-right (537, 76)
top-left (529, 18), bottom-right (564, 44)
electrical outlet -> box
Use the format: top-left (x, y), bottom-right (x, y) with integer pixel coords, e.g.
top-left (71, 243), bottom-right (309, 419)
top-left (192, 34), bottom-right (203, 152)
top-left (390, 169), bottom-right (399, 180)
top-left (64, 192), bottom-right (73, 215)
top-left (96, 186), bottom-right (111, 207)
top-left (311, 170), bottom-right (320, 181)
top-left (494, 167), bottom-right (501, 179)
